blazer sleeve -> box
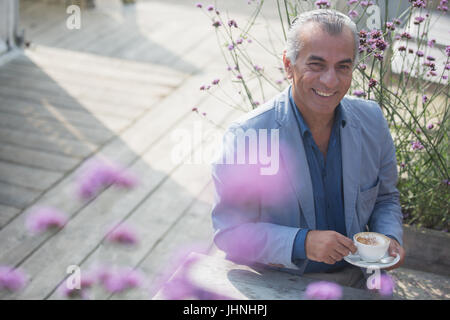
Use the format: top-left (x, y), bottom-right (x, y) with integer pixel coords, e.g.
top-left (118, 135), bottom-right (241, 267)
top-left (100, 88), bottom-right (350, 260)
top-left (368, 108), bottom-right (404, 246)
top-left (211, 124), bottom-right (300, 269)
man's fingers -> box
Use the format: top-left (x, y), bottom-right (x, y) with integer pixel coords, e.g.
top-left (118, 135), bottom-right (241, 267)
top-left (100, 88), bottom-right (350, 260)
top-left (334, 244), bottom-right (351, 257)
top-left (336, 234), bottom-right (357, 253)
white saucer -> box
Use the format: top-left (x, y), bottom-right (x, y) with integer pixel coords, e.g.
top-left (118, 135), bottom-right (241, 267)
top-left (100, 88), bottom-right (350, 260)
top-left (344, 252), bottom-right (400, 269)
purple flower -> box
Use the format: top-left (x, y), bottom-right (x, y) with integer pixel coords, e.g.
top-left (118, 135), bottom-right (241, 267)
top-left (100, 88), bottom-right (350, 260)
top-left (427, 39), bottom-right (436, 47)
top-left (422, 95), bottom-right (428, 103)
top-left (254, 65), bottom-right (262, 72)
top-left (305, 281), bottom-right (343, 300)
top-left (211, 78), bottom-right (220, 85)
top-left (414, 16), bottom-right (425, 24)
top-left (361, 0), bottom-right (374, 7)
top-left (378, 274), bottom-right (396, 296)
top-left (359, 63), bottom-right (367, 70)
top-left (427, 123), bottom-right (434, 130)
top-left (445, 64), bottom-right (450, 70)
top-left (236, 38), bottom-right (243, 45)
top-left (411, 140), bottom-right (424, 150)
top-left (212, 20), bottom-right (221, 28)
top-left (59, 271), bottom-right (96, 299)
top-left (236, 74), bottom-right (243, 80)
top-left (105, 223), bottom-right (139, 246)
top-left (410, 0), bottom-right (427, 8)
top-left (393, 18), bottom-right (401, 25)
top-left (206, 4), bottom-right (214, 11)
top-left (227, 19), bottom-right (238, 28)
top-left (353, 90), bottom-right (366, 97)
top-left (98, 267), bottom-right (146, 294)
top-left (199, 85), bottom-right (206, 90)
top-left (25, 207), bottom-right (68, 235)
top-left (227, 44), bottom-right (235, 51)
top-left (76, 159), bottom-right (137, 200)
top-left (195, 3), bottom-right (202, 8)
top-left (401, 32), bottom-right (412, 39)
top-left (348, 10), bottom-right (358, 18)
top-left (416, 50), bottom-right (424, 57)
top-left (315, 0), bottom-right (330, 8)
top-left (398, 45), bottom-right (407, 52)
top-left (446, 45), bottom-right (450, 57)
top-left (0, 266), bottom-right (27, 292)
top-left (369, 78), bottom-right (378, 88)
top-left (191, 107), bottom-right (198, 112)
top-left (386, 22), bottom-right (395, 30)
top-left (400, 162), bottom-right (406, 168)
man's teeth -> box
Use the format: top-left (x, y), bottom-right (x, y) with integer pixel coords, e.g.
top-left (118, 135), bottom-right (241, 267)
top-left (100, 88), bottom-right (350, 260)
top-left (314, 89), bottom-right (334, 97)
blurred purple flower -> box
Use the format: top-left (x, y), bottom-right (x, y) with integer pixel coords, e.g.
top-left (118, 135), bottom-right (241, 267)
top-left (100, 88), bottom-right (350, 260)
top-left (361, 0), bottom-right (374, 7)
top-left (227, 44), bottom-right (235, 51)
top-left (398, 45), bottom-right (406, 52)
top-left (414, 16), bottom-right (425, 24)
top-left (236, 38), bottom-right (243, 45)
top-left (411, 140), bottom-right (424, 150)
top-left (227, 19), bottom-right (238, 28)
top-left (195, 3), bottom-right (202, 8)
top-left (427, 123), bottom-right (434, 130)
top-left (212, 20), bottom-right (221, 28)
top-left (25, 207), bottom-right (68, 235)
top-left (446, 45), bottom-right (450, 57)
top-left (378, 274), bottom-right (395, 296)
top-left (206, 5), bottom-right (214, 11)
top-left (254, 65), bottom-right (262, 72)
top-left (401, 32), bottom-right (412, 39)
top-left (347, 0), bottom-right (358, 4)
top-left (59, 271), bottom-right (96, 299)
top-left (77, 159), bottom-right (137, 200)
top-left (400, 162), bottom-right (406, 168)
top-left (427, 39), bottom-right (436, 47)
top-left (99, 267), bottom-right (146, 294)
top-left (211, 78), bottom-right (220, 85)
top-left (369, 78), bottom-right (378, 88)
top-left (393, 18), bottom-right (401, 25)
top-left (416, 50), bottom-right (424, 57)
top-left (315, 0), bottom-right (330, 8)
top-left (236, 74), bottom-right (243, 80)
top-left (105, 223), bottom-right (139, 246)
top-left (359, 63), bottom-right (367, 70)
top-left (386, 22), bottom-right (395, 30)
top-left (305, 281), bottom-right (342, 300)
top-left (422, 95), bottom-right (428, 104)
top-left (445, 64), bottom-right (450, 70)
top-left (352, 89), bottom-right (366, 97)
top-left (199, 85), bottom-right (206, 90)
top-left (411, 0), bottom-right (427, 8)
top-left (348, 10), bottom-right (358, 18)
top-left (0, 266), bottom-right (27, 292)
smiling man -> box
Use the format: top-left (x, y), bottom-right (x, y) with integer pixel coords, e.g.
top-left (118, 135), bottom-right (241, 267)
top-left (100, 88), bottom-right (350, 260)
top-left (211, 9), bottom-right (405, 289)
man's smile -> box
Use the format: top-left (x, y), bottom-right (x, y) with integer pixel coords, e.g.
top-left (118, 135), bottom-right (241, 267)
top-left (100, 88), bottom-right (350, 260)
top-left (312, 88), bottom-right (336, 97)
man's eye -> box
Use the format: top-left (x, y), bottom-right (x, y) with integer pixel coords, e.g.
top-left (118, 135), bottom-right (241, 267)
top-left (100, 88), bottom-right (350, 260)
top-left (339, 65), bottom-right (351, 70)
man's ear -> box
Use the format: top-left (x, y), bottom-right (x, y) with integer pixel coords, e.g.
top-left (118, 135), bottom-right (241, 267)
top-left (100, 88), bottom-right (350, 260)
top-left (282, 50), bottom-right (293, 80)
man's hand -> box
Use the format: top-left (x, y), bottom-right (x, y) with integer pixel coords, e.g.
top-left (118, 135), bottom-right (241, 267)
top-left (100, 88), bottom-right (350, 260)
top-left (383, 238), bottom-right (405, 271)
top-left (305, 230), bottom-right (357, 265)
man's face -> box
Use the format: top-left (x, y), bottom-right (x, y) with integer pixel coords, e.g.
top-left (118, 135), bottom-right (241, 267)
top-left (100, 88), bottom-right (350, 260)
top-left (284, 22), bottom-right (355, 116)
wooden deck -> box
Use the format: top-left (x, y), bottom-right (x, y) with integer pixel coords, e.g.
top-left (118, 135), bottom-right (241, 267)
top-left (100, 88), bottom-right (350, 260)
top-left (0, 0), bottom-right (278, 299)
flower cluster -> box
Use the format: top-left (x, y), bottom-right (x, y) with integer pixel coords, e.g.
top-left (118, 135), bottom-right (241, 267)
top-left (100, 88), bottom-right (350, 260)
top-left (76, 159), bottom-right (138, 200)
top-left (25, 207), bottom-right (68, 235)
top-left (315, 0), bottom-right (331, 8)
top-left (105, 222), bottom-right (139, 246)
top-left (0, 266), bottom-right (27, 292)
top-left (305, 281), bottom-right (343, 300)
top-left (359, 29), bottom-right (388, 61)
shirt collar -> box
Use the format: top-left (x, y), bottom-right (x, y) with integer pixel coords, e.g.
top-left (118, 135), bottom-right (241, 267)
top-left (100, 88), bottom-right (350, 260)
top-left (288, 86), bottom-right (346, 138)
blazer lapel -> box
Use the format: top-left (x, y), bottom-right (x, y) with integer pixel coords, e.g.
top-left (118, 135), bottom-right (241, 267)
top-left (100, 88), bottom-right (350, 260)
top-left (277, 88), bottom-right (316, 230)
top-left (340, 100), bottom-right (361, 236)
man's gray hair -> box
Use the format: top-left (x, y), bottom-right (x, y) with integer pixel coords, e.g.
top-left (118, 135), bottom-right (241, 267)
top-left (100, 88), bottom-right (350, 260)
top-left (286, 9), bottom-right (359, 66)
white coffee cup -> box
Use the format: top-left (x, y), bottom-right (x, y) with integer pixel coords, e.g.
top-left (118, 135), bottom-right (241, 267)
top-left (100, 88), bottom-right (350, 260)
top-left (353, 232), bottom-right (390, 262)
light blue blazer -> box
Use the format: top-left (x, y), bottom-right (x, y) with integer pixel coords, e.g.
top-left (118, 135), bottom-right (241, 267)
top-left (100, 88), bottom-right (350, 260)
top-left (211, 86), bottom-right (403, 274)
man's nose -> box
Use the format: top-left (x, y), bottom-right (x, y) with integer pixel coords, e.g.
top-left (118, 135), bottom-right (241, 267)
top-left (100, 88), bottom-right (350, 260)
top-left (320, 68), bottom-right (339, 89)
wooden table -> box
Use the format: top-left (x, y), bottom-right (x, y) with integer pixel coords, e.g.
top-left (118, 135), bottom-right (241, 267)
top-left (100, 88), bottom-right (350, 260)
top-left (153, 251), bottom-right (377, 300)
